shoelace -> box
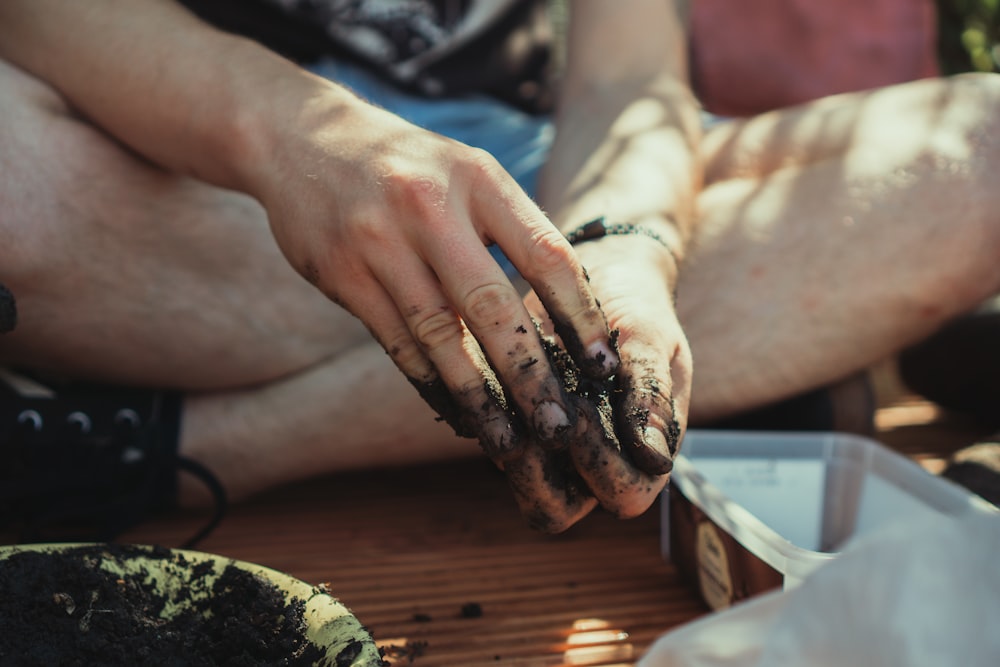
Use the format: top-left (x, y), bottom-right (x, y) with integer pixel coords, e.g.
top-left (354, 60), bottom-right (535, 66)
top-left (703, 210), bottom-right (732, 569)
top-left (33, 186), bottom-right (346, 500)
top-left (175, 457), bottom-right (228, 548)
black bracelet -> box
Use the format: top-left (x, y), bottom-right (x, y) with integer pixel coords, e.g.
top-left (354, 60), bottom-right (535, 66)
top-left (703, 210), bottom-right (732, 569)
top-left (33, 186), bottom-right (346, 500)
top-left (565, 216), bottom-right (681, 264)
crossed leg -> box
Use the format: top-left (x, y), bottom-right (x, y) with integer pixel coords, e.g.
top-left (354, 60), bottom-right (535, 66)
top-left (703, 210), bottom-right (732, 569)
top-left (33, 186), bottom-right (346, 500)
top-left (682, 72), bottom-right (1000, 421)
top-left (0, 59), bottom-right (472, 505)
top-left (2, 56), bottom-right (998, 506)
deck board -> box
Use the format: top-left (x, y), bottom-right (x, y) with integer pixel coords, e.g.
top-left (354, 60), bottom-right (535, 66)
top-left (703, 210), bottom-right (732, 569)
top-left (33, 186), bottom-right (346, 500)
top-left (112, 388), bottom-right (989, 666)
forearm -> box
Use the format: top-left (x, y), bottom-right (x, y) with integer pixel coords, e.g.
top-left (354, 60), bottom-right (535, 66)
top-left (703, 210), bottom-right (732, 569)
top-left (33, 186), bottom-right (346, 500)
top-left (538, 0), bottom-right (701, 257)
top-left (0, 0), bottom-right (357, 196)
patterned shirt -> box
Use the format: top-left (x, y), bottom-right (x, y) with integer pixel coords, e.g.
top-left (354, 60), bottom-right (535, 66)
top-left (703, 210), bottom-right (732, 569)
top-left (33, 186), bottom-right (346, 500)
top-left (181, 0), bottom-right (556, 112)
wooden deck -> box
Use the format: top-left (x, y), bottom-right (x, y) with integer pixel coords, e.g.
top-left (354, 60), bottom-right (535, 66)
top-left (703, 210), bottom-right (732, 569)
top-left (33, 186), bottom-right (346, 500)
top-left (119, 374), bottom-right (991, 667)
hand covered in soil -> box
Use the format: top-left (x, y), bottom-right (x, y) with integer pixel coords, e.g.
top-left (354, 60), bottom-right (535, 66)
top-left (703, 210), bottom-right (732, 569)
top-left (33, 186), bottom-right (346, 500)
top-left (504, 232), bottom-right (691, 532)
top-left (254, 91), bottom-right (620, 460)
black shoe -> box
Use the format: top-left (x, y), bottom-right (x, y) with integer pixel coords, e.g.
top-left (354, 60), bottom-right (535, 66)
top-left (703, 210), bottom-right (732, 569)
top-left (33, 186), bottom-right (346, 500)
top-left (0, 368), bottom-right (225, 547)
top-left (0, 282), bottom-right (15, 334)
top-left (897, 296), bottom-right (1000, 428)
top-left (705, 371), bottom-right (876, 435)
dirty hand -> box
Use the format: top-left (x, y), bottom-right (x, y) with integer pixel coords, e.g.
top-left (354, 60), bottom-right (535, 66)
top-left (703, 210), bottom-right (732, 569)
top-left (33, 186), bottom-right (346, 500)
top-left (505, 228), bottom-right (692, 531)
top-left (251, 92), bottom-right (619, 461)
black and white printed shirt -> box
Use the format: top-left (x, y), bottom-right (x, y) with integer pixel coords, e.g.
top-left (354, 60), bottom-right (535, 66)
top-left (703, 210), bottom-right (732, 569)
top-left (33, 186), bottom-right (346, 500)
top-left (182, 0), bottom-right (556, 112)
top-left (262, 0), bottom-right (518, 94)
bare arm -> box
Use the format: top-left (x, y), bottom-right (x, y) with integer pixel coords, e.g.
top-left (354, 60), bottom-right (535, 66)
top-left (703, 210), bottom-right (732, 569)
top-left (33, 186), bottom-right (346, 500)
top-left (540, 0), bottom-right (701, 246)
top-left (0, 1), bottom-right (621, 486)
top-left (0, 0), bottom-right (307, 192)
top-left (511, 0), bottom-right (702, 520)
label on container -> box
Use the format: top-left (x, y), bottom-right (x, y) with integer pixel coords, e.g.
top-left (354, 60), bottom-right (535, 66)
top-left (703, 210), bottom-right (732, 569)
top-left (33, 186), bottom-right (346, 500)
top-left (669, 486), bottom-right (784, 610)
top-left (695, 520), bottom-right (733, 609)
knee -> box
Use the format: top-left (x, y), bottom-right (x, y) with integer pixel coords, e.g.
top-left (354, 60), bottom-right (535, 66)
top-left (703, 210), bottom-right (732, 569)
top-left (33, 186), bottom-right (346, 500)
top-left (965, 74), bottom-right (1000, 233)
top-left (954, 71), bottom-right (1000, 210)
top-left (0, 57), bottom-right (71, 116)
top-left (933, 73), bottom-right (1000, 220)
top-left (0, 57), bottom-right (82, 201)
top-left (900, 73), bottom-right (1000, 308)
top-left (953, 72), bottom-right (1000, 298)
top-left (0, 61), bottom-right (63, 272)
top-left (936, 72), bottom-right (1000, 161)
top-left (0, 57), bottom-right (136, 277)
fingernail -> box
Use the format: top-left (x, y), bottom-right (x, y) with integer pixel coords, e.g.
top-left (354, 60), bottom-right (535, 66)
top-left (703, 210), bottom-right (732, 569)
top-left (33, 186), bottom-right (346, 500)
top-left (635, 426), bottom-right (674, 476)
top-left (481, 418), bottom-right (521, 462)
top-left (586, 340), bottom-right (620, 376)
top-left (533, 401), bottom-right (571, 444)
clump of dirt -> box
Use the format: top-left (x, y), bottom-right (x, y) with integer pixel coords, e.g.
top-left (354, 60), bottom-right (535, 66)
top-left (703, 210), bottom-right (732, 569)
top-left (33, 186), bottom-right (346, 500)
top-left (0, 544), bottom-right (329, 666)
top-left (407, 322), bottom-right (621, 452)
top-left (459, 602), bottom-right (483, 618)
top-left (542, 323), bottom-right (681, 472)
top-left (408, 319), bottom-right (680, 529)
top-left (538, 329), bottom-right (618, 435)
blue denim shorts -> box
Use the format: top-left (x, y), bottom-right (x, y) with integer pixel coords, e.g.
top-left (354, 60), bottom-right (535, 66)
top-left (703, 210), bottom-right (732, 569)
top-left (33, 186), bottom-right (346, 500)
top-left (308, 58), bottom-right (554, 199)
top-left (310, 58), bottom-right (731, 206)
top-left (308, 59), bottom-right (727, 276)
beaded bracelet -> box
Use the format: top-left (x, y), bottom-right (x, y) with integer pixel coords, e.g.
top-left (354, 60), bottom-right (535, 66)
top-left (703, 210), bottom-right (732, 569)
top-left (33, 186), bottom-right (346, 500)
top-left (565, 216), bottom-right (681, 265)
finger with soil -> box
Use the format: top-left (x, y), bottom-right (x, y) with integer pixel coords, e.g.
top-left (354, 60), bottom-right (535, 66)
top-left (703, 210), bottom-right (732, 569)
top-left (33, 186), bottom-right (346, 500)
top-left (535, 324), bottom-right (667, 516)
top-left (548, 312), bottom-right (620, 380)
top-left (485, 213), bottom-right (621, 383)
top-left (502, 445), bottom-right (598, 534)
top-left (365, 254), bottom-right (536, 458)
top-left (410, 319), bottom-right (587, 461)
top-left (415, 245), bottom-right (578, 450)
top-left (612, 361), bottom-right (682, 476)
top-left (407, 374), bottom-right (523, 462)
top-left (567, 393), bottom-right (666, 519)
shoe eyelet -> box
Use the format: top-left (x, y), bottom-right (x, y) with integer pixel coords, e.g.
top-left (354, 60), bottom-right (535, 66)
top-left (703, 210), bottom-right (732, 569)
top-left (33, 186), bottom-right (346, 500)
top-left (114, 409), bottom-right (142, 430)
top-left (67, 411), bottom-right (93, 434)
top-left (17, 409), bottom-right (43, 432)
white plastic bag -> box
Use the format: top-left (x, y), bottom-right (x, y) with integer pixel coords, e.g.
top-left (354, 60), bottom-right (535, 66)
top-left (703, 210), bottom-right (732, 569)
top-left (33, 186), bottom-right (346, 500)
top-left (640, 511), bottom-right (1000, 666)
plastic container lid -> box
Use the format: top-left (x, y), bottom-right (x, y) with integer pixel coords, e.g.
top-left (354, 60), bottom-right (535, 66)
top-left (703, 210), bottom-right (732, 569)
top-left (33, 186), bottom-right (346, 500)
top-left (662, 430), bottom-right (996, 591)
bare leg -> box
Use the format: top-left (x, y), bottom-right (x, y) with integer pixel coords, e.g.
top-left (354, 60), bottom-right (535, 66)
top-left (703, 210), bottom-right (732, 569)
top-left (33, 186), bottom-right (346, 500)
top-left (681, 73), bottom-right (1000, 422)
top-left (179, 344), bottom-right (471, 506)
top-left (0, 57), bottom-right (359, 390)
top-left (0, 59), bottom-right (474, 506)
top-left (5, 56), bottom-right (1000, 505)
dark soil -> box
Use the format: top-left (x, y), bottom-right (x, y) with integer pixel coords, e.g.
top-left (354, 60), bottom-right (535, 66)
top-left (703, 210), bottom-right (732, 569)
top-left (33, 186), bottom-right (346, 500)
top-left (408, 320), bottom-right (680, 530)
top-left (408, 321), bottom-right (625, 456)
top-left (0, 544), bottom-right (330, 666)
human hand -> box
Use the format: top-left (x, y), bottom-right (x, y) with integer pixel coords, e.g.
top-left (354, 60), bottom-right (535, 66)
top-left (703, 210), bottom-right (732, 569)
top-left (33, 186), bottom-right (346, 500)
top-left (504, 224), bottom-right (692, 530)
top-left (249, 90), bottom-right (619, 463)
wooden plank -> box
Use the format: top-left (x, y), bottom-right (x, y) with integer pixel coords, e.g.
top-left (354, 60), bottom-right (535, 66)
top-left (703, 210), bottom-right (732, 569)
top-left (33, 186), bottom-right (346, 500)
top-left (93, 394), bottom-right (994, 665)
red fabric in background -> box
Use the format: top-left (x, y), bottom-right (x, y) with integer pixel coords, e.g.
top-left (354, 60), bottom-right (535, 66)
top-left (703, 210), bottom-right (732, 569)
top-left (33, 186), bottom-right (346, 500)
top-left (690, 0), bottom-right (941, 116)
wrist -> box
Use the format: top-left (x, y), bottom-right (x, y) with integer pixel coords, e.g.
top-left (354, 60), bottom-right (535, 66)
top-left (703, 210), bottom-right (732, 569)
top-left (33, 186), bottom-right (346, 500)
top-left (565, 216), bottom-right (683, 300)
top-left (565, 216), bottom-right (684, 267)
top-left (210, 42), bottom-right (362, 199)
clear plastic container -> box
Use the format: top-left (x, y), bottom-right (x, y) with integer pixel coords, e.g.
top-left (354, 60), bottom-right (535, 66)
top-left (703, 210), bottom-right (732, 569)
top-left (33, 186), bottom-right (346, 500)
top-left (662, 429), bottom-right (996, 610)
